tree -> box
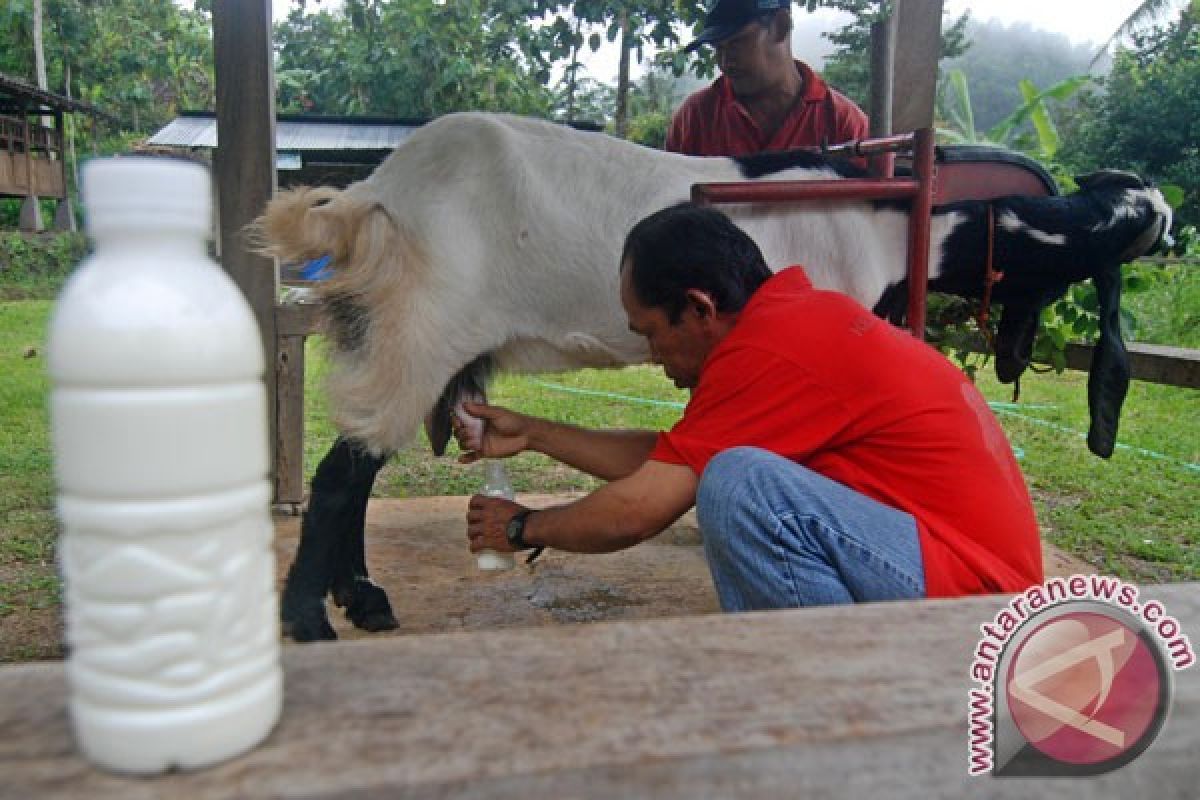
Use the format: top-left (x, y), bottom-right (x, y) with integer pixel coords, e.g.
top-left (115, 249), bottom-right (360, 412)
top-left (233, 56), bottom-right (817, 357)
top-left (1092, 0), bottom-right (1193, 65)
top-left (562, 0), bottom-right (697, 138)
top-left (274, 0), bottom-right (561, 117)
top-left (1061, 4), bottom-right (1200, 227)
top-left (942, 18), bottom-right (1098, 131)
top-left (32, 0), bottom-right (47, 91)
top-left (938, 69), bottom-right (1091, 161)
top-left (821, 0), bottom-right (969, 108)
top-left (0, 0), bottom-right (214, 137)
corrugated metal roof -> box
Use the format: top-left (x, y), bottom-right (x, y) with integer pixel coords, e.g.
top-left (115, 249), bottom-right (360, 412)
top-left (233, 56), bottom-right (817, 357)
top-left (148, 113), bottom-right (422, 151)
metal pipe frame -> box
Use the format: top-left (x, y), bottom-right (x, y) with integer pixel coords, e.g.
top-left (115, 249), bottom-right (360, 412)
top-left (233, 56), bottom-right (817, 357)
top-left (690, 128), bottom-right (937, 339)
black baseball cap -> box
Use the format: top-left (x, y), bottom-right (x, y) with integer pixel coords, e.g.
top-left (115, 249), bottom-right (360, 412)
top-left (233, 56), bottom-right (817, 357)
top-left (684, 0), bottom-right (790, 52)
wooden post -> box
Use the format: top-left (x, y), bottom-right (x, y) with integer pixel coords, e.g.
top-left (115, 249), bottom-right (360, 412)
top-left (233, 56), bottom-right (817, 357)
top-left (891, 0), bottom-right (944, 135)
top-left (868, 13), bottom-right (896, 138)
top-left (867, 11), bottom-right (897, 176)
top-left (52, 109), bottom-right (75, 232)
top-left (19, 112), bottom-right (44, 232)
top-left (212, 0), bottom-right (280, 498)
top-left (275, 333), bottom-right (306, 509)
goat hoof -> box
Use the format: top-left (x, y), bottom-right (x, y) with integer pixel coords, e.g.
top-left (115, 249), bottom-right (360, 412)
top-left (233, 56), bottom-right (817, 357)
top-left (336, 577), bottom-right (399, 632)
top-left (281, 597), bottom-right (338, 642)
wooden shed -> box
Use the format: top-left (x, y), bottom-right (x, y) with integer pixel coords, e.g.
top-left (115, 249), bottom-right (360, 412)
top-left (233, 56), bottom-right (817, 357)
top-left (0, 71), bottom-right (111, 231)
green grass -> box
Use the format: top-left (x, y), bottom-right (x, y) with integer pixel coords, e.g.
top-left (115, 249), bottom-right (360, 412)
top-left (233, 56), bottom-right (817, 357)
top-left (1, 282), bottom-right (1196, 661)
top-left (1124, 264), bottom-right (1200, 349)
top-left (0, 299), bottom-right (61, 660)
top-left (304, 331), bottom-right (1198, 584)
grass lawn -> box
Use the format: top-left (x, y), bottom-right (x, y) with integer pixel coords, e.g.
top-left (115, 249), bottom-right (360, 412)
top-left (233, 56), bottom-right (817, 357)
top-left (2, 293), bottom-right (1197, 662)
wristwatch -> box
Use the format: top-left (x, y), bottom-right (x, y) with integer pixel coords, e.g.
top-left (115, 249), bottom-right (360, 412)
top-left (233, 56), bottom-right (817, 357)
top-left (505, 510), bottom-right (534, 550)
top-left (505, 510), bottom-right (545, 564)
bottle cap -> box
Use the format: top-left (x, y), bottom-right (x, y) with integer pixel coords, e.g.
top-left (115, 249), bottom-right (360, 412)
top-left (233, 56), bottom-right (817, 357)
top-left (83, 156), bottom-right (211, 235)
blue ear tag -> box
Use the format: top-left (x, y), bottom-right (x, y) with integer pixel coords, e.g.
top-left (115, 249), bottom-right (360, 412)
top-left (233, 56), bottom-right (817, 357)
top-left (300, 254), bottom-right (333, 281)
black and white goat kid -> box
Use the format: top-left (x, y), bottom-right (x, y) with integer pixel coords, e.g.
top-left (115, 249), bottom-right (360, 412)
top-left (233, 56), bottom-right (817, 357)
top-left (258, 113), bottom-right (1172, 641)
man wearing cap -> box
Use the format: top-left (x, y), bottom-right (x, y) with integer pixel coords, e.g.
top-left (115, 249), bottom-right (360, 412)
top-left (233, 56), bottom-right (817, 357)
top-left (667, 0), bottom-right (868, 156)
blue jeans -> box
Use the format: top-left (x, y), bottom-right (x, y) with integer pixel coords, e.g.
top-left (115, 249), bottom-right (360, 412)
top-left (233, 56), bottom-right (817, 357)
top-left (695, 447), bottom-right (926, 612)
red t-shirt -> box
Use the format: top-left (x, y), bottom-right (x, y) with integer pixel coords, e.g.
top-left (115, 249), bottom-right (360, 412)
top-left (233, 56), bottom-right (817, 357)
top-left (649, 268), bottom-right (1044, 598)
top-left (666, 61), bottom-right (869, 157)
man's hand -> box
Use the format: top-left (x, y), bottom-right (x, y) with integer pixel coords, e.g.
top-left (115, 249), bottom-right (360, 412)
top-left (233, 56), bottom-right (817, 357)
top-left (452, 402), bottom-right (535, 464)
top-left (465, 495), bottom-right (527, 553)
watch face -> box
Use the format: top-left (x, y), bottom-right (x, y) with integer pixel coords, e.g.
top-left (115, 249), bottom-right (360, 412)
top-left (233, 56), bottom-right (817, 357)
top-left (506, 515), bottom-right (525, 548)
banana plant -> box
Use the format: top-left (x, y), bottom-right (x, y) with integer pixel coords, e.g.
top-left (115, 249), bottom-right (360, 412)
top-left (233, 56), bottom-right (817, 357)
top-left (937, 69), bottom-right (1091, 159)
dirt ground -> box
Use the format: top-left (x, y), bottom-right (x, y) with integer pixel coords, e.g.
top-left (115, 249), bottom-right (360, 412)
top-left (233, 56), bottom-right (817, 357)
top-left (272, 493), bottom-right (1093, 641)
top-left (271, 494), bottom-right (722, 639)
top-left (1, 495), bottom-right (1092, 660)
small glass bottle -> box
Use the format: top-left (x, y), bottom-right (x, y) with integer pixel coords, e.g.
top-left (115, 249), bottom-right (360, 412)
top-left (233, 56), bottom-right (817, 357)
top-left (478, 461), bottom-right (518, 571)
top-left (47, 157), bottom-right (282, 774)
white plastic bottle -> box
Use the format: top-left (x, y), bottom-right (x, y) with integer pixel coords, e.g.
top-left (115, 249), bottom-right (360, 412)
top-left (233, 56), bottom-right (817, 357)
top-left (46, 157), bottom-right (282, 774)
top-left (478, 461), bottom-right (518, 571)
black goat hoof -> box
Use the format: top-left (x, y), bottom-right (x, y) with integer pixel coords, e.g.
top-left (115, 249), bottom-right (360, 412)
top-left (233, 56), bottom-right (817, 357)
top-left (334, 577), bottom-right (399, 633)
top-left (281, 596), bottom-right (338, 642)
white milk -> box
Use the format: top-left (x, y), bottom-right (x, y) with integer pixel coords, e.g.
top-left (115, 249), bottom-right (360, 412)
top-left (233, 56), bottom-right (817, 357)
top-left (478, 461), bottom-right (517, 570)
top-left (47, 157), bottom-right (282, 774)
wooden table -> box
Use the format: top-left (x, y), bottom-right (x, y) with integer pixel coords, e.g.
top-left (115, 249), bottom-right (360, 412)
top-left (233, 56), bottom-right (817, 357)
top-left (2, 585), bottom-right (1197, 798)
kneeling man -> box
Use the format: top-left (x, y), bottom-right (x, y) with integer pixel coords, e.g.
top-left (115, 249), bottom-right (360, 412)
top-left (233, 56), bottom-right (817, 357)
top-left (459, 203), bottom-right (1043, 610)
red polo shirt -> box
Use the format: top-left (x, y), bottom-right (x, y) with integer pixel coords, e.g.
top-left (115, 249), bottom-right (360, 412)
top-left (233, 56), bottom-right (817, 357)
top-left (666, 61), bottom-right (869, 156)
top-left (649, 267), bottom-right (1044, 598)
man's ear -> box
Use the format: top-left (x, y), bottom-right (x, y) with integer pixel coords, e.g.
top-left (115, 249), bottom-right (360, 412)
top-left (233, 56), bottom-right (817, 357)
top-left (684, 288), bottom-right (718, 320)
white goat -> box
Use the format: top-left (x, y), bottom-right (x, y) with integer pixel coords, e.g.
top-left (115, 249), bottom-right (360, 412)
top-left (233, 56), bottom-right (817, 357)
top-left (261, 112), bottom-right (965, 454)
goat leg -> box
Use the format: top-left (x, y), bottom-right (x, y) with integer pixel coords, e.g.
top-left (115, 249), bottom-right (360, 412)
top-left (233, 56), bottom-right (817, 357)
top-left (282, 436), bottom-right (389, 641)
top-left (330, 461), bottom-right (398, 632)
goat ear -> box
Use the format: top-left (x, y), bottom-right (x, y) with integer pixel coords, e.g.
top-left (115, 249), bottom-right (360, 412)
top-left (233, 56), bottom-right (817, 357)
top-left (1086, 262), bottom-right (1130, 459)
top-left (1075, 170), bottom-right (1146, 191)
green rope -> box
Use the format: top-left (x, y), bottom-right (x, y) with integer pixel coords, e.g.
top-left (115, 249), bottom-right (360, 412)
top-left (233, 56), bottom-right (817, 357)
top-left (531, 380), bottom-right (1198, 473)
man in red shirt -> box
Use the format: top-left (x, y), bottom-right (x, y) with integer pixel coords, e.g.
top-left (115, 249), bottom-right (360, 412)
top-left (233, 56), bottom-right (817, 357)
top-left (666, 0), bottom-right (868, 156)
top-left (459, 204), bottom-right (1043, 610)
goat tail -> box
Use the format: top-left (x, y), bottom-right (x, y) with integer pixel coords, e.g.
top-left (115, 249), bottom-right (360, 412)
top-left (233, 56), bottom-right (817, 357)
top-left (252, 185), bottom-right (377, 269)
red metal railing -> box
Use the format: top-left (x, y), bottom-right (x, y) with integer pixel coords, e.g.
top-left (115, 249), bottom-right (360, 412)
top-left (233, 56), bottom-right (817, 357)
top-left (691, 127), bottom-right (937, 339)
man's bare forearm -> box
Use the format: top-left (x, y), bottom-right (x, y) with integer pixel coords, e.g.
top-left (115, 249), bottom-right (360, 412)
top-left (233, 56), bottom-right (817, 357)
top-left (520, 460), bottom-right (698, 553)
top-left (526, 419), bottom-right (658, 481)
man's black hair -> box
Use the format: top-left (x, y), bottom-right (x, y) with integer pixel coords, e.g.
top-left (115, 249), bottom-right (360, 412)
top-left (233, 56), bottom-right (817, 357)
top-left (620, 202), bottom-right (773, 324)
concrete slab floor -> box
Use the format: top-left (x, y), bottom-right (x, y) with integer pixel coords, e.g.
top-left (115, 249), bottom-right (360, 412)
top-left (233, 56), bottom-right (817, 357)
top-left (272, 494), bottom-right (1093, 640)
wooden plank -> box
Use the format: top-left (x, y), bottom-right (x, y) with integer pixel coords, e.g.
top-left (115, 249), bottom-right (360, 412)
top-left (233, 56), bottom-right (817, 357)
top-left (275, 334), bottom-right (306, 507)
top-left (275, 301), bottom-right (322, 337)
top-left (1064, 342), bottom-right (1200, 390)
top-left (212, 0), bottom-right (279, 499)
top-left (965, 341), bottom-right (1200, 389)
top-left (1, 584), bottom-right (1196, 797)
top-left (891, 0), bottom-right (944, 134)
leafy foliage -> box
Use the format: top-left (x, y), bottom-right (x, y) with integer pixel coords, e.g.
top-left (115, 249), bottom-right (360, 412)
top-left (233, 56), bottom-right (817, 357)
top-left (931, 64), bottom-right (1188, 376)
top-left (941, 18), bottom-right (1100, 132)
top-left (274, 0), bottom-right (562, 117)
top-left (1059, 4), bottom-right (1200, 228)
top-left (821, 0), bottom-right (969, 107)
top-left (0, 0), bottom-right (214, 137)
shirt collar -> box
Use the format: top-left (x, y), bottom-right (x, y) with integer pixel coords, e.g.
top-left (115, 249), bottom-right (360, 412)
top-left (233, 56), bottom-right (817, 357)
top-left (741, 266), bottom-right (814, 316)
top-left (718, 60), bottom-right (828, 106)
